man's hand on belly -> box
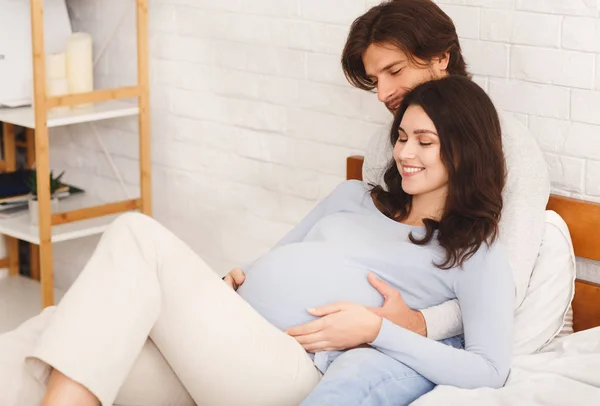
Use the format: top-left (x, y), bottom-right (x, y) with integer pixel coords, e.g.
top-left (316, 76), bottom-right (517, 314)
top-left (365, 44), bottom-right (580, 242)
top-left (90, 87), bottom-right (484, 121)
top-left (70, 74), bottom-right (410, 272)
top-left (284, 302), bottom-right (383, 352)
top-left (366, 272), bottom-right (427, 337)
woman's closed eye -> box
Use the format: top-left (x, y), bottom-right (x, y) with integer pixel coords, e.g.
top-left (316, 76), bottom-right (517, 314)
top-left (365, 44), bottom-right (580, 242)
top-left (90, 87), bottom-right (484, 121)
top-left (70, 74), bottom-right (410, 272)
top-left (396, 138), bottom-right (432, 147)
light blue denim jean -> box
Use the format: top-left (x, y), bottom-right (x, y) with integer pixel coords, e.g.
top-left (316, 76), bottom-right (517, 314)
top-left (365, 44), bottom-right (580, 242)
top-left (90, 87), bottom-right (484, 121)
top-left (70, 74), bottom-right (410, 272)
top-left (300, 336), bottom-right (464, 406)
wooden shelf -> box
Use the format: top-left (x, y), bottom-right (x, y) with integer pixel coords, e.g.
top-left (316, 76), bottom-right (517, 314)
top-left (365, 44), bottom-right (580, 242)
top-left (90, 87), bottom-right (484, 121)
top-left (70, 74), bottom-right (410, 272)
top-left (0, 0), bottom-right (151, 308)
top-left (0, 100), bottom-right (139, 129)
top-left (0, 195), bottom-right (134, 245)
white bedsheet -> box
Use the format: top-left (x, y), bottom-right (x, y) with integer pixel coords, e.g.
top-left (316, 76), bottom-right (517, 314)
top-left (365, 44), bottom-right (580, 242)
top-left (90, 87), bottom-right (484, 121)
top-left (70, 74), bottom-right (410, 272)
top-left (412, 327), bottom-right (600, 406)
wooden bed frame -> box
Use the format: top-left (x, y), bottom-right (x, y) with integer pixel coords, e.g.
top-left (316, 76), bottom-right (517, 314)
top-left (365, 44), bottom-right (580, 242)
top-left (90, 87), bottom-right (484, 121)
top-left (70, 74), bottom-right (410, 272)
top-left (346, 155), bottom-right (600, 333)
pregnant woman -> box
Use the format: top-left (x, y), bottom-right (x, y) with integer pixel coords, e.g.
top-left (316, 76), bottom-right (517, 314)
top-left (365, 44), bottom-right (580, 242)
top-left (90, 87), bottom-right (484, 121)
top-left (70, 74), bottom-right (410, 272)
top-left (8, 75), bottom-right (514, 406)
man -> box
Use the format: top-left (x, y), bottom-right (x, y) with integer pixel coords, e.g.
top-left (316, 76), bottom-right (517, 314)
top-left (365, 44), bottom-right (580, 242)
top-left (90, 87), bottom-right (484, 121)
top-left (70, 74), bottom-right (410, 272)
top-left (341, 0), bottom-right (549, 340)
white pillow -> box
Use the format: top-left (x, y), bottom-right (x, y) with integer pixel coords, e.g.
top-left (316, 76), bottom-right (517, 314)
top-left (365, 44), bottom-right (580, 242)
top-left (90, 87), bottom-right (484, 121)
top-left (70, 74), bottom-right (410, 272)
top-left (512, 210), bottom-right (575, 356)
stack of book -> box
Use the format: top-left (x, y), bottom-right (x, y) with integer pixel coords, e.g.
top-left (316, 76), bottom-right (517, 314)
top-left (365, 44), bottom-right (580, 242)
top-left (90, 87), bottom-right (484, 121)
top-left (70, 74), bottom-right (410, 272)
top-left (0, 170), bottom-right (84, 219)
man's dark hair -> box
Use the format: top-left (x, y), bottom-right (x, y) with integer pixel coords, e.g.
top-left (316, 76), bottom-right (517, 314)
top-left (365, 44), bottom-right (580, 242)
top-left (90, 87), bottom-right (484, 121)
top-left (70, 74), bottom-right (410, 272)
top-left (342, 0), bottom-right (469, 91)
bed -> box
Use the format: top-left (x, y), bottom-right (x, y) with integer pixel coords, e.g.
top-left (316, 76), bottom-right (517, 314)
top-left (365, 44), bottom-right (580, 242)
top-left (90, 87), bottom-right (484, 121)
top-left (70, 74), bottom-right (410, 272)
top-left (347, 155), bottom-right (600, 405)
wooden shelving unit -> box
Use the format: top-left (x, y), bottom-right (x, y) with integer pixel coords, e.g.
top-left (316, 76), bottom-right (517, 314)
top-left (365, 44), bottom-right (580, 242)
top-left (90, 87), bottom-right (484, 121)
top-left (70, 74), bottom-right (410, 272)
top-left (0, 0), bottom-right (152, 308)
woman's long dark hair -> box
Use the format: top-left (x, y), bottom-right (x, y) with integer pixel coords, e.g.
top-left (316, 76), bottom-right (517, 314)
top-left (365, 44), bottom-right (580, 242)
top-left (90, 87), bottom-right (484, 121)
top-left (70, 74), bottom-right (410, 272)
top-left (371, 76), bottom-right (506, 269)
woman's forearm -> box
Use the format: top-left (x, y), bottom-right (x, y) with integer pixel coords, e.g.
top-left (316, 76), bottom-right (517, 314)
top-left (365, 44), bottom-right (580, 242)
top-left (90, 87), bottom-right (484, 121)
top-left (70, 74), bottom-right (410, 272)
top-left (409, 310), bottom-right (428, 337)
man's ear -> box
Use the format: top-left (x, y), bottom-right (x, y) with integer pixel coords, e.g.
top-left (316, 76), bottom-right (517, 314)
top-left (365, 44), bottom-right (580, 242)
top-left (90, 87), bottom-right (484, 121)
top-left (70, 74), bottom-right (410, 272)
top-left (434, 52), bottom-right (450, 73)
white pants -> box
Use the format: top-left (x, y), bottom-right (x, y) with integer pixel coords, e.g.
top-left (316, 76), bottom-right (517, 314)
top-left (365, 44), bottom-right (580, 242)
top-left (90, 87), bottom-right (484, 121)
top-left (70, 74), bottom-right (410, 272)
top-left (0, 213), bottom-right (321, 406)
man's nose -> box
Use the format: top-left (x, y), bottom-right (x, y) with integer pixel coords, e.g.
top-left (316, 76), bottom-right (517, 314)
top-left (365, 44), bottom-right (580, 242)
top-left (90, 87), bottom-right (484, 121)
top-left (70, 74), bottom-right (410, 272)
top-left (377, 80), bottom-right (394, 104)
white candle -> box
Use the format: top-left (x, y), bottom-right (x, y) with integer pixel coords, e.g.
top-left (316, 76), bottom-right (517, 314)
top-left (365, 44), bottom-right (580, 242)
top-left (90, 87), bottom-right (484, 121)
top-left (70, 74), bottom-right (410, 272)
top-left (66, 32), bottom-right (94, 108)
top-left (45, 52), bottom-right (68, 113)
top-left (46, 52), bottom-right (67, 80)
top-left (46, 78), bottom-right (70, 113)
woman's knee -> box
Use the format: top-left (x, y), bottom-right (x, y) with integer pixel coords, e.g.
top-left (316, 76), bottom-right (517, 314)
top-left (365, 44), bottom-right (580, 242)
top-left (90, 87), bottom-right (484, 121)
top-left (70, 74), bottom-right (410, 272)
top-left (110, 212), bottom-right (155, 231)
top-left (104, 212), bottom-right (166, 246)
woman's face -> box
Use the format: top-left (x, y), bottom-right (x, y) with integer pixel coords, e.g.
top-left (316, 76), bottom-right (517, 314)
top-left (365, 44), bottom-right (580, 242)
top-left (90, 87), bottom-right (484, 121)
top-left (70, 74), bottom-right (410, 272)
top-left (394, 105), bottom-right (449, 199)
top-left (362, 43), bottom-right (448, 114)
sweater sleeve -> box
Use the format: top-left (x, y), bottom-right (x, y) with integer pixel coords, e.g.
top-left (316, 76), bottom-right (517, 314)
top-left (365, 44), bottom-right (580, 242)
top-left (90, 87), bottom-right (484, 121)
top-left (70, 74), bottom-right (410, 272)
top-left (271, 181), bottom-right (360, 246)
top-left (362, 123), bottom-right (392, 186)
top-left (241, 181), bottom-right (361, 272)
top-left (369, 245), bottom-right (515, 389)
top-left (419, 299), bottom-right (463, 341)
top-left (497, 112), bottom-right (549, 307)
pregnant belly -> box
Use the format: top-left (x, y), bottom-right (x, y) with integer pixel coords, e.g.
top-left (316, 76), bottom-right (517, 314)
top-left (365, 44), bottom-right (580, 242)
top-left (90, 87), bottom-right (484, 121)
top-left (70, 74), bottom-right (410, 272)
top-left (236, 243), bottom-right (385, 331)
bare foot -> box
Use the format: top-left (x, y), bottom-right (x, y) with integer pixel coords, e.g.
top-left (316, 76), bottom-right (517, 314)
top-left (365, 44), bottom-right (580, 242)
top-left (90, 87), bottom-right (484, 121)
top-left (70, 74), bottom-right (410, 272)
top-left (41, 368), bottom-right (100, 406)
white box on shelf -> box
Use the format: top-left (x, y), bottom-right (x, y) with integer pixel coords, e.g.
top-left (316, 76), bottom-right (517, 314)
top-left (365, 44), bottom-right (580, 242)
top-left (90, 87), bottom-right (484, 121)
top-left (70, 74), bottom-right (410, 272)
top-left (0, 0), bottom-right (72, 107)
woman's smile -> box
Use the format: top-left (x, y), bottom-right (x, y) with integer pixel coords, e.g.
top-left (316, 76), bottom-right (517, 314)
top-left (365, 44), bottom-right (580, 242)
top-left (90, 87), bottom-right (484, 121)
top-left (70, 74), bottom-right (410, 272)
top-left (401, 165), bottom-right (425, 177)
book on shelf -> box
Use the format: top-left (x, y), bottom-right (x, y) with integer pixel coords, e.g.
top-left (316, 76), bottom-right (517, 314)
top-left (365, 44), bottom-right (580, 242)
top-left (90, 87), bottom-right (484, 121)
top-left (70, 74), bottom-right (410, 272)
top-left (0, 203), bottom-right (29, 219)
top-left (0, 170), bottom-right (84, 218)
top-left (0, 185), bottom-right (83, 205)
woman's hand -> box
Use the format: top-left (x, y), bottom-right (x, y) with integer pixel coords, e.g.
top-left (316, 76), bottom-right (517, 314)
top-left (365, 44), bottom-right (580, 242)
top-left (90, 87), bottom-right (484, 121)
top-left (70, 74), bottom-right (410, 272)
top-left (285, 302), bottom-right (382, 352)
top-left (223, 268), bottom-right (246, 291)
top-left (366, 272), bottom-right (427, 337)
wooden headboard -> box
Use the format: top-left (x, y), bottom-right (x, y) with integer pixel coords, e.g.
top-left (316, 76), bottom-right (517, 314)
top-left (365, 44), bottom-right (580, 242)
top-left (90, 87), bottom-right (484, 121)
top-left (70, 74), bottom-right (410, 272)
top-left (347, 155), bottom-right (600, 333)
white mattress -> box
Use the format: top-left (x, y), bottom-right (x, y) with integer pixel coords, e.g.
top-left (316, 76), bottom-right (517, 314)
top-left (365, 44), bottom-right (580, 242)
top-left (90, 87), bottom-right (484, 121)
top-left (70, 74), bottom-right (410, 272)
top-left (412, 326), bottom-right (600, 406)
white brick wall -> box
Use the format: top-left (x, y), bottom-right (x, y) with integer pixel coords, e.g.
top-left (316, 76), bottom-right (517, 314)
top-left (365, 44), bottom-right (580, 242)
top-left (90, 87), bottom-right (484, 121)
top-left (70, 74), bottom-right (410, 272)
top-left (51, 0), bottom-right (600, 289)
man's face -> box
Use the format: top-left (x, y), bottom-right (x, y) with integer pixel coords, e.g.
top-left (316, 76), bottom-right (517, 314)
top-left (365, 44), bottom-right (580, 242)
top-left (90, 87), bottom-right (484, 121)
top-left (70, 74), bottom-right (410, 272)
top-left (362, 43), bottom-right (449, 114)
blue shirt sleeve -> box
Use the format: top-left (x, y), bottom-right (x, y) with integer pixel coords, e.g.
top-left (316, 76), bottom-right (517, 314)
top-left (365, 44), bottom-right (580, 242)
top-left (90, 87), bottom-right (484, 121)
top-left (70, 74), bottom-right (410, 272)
top-left (369, 244), bottom-right (515, 389)
top-left (241, 181), bottom-right (362, 272)
top-left (272, 180), bottom-right (364, 246)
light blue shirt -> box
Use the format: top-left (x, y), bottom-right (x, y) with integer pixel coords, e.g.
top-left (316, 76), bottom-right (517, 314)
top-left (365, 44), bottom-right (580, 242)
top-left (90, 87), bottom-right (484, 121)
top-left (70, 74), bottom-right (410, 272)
top-left (237, 180), bottom-right (515, 389)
